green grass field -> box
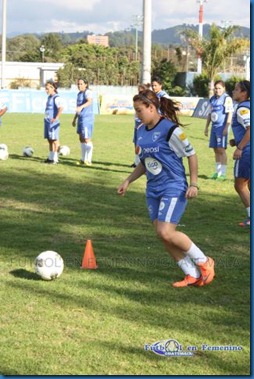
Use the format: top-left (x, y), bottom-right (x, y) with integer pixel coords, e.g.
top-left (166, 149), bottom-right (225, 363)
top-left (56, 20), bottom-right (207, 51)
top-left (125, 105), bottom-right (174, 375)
top-left (0, 112), bottom-right (250, 375)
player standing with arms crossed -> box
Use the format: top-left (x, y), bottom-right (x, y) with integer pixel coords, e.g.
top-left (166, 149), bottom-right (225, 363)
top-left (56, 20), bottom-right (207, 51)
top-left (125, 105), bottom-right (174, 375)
top-left (117, 90), bottom-right (215, 288)
top-left (72, 79), bottom-right (94, 166)
top-left (230, 80), bottom-right (250, 227)
top-left (204, 80), bottom-right (233, 180)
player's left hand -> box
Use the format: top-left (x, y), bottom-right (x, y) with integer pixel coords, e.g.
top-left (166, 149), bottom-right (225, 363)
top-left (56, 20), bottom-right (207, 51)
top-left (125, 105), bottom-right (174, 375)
top-left (185, 186), bottom-right (198, 199)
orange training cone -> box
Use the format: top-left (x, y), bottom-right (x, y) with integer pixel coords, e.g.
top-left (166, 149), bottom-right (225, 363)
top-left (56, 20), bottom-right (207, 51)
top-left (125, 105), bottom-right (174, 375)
top-left (81, 240), bottom-right (98, 269)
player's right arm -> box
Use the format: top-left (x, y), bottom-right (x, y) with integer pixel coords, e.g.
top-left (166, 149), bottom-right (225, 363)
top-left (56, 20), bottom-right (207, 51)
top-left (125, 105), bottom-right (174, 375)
top-left (204, 113), bottom-right (211, 136)
top-left (117, 162), bottom-right (146, 196)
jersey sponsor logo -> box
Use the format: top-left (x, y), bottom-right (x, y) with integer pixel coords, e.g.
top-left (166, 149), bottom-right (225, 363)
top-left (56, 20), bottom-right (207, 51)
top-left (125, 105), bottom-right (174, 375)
top-left (136, 145), bottom-right (143, 158)
top-left (239, 109), bottom-right (249, 116)
top-left (225, 97), bottom-right (232, 105)
top-left (152, 132), bottom-right (161, 142)
top-left (179, 132), bottom-right (187, 141)
top-left (211, 112), bottom-right (218, 122)
top-left (143, 146), bottom-right (160, 154)
top-left (145, 157), bottom-right (162, 175)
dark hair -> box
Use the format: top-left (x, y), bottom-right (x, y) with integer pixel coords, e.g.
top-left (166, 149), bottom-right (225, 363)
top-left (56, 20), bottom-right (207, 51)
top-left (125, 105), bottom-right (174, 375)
top-left (214, 80), bottom-right (226, 87)
top-left (133, 89), bottom-right (183, 126)
top-left (138, 83), bottom-right (150, 92)
top-left (151, 76), bottom-right (163, 85)
top-left (239, 80), bottom-right (250, 98)
top-left (78, 78), bottom-right (89, 85)
top-left (46, 80), bottom-right (58, 93)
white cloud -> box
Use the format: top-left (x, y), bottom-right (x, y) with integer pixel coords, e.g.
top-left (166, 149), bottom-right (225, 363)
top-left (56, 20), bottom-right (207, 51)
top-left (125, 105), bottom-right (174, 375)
top-left (5, 0), bottom-right (250, 36)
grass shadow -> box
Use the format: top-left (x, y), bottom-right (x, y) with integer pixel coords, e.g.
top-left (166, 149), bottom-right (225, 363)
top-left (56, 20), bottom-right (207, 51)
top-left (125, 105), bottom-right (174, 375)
top-left (9, 268), bottom-right (41, 281)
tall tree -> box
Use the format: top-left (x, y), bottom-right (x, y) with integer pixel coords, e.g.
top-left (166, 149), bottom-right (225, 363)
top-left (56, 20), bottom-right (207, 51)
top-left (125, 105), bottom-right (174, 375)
top-left (182, 24), bottom-right (246, 96)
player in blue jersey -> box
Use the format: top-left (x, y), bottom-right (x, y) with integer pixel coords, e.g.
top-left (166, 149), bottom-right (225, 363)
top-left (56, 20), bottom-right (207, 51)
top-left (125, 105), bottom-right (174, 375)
top-left (72, 79), bottom-right (94, 166)
top-left (229, 80), bottom-right (250, 227)
top-left (131, 83), bottom-right (151, 168)
top-left (151, 76), bottom-right (170, 100)
top-left (204, 80), bottom-right (233, 180)
top-left (117, 90), bottom-right (215, 288)
top-left (44, 81), bottom-right (63, 164)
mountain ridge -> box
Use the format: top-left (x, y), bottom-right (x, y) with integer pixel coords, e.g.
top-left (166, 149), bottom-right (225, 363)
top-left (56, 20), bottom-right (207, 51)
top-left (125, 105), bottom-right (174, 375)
top-left (7, 23), bottom-right (250, 46)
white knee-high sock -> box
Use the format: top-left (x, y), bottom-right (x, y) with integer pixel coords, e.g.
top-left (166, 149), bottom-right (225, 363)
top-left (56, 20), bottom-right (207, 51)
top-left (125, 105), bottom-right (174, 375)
top-left (177, 256), bottom-right (201, 278)
top-left (185, 242), bottom-right (207, 264)
top-left (81, 143), bottom-right (86, 161)
top-left (85, 142), bottom-right (93, 163)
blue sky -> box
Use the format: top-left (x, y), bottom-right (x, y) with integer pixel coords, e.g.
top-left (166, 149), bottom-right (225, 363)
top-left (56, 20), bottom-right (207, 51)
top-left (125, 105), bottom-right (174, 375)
top-left (2, 0), bottom-right (250, 36)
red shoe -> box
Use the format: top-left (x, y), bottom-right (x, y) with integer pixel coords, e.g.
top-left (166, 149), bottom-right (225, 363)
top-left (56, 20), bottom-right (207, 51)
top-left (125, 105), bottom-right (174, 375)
top-left (173, 275), bottom-right (203, 288)
top-left (197, 257), bottom-right (215, 285)
top-left (239, 218), bottom-right (250, 227)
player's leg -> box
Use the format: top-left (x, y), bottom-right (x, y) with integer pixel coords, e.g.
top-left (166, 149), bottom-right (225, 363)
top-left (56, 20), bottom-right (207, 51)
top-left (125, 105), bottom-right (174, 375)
top-left (234, 156), bottom-right (250, 226)
top-left (149, 195), bottom-right (214, 287)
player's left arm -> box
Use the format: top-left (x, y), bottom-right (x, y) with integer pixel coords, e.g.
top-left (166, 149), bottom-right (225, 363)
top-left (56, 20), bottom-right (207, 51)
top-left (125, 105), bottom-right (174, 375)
top-left (51, 97), bottom-right (63, 123)
top-left (233, 106), bottom-right (250, 159)
top-left (168, 127), bottom-right (199, 198)
top-left (223, 96), bottom-right (234, 136)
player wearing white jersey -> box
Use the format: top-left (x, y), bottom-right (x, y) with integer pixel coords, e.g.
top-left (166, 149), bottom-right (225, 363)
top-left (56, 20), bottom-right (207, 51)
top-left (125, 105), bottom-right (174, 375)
top-left (72, 79), bottom-right (94, 166)
top-left (230, 80), bottom-right (250, 227)
top-left (204, 80), bottom-right (233, 180)
top-left (117, 90), bottom-right (215, 288)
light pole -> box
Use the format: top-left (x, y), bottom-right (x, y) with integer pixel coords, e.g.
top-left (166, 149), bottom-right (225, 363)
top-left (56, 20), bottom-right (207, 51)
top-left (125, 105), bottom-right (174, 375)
top-left (1, 0), bottom-right (7, 88)
top-left (243, 51), bottom-right (250, 80)
top-left (141, 0), bottom-right (152, 84)
top-left (197, 0), bottom-right (207, 74)
top-left (40, 45), bottom-right (45, 63)
top-left (131, 15), bottom-right (143, 61)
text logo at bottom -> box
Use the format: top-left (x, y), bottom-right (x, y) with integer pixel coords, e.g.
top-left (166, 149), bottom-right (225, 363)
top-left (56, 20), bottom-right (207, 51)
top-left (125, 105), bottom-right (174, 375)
top-left (144, 339), bottom-right (193, 357)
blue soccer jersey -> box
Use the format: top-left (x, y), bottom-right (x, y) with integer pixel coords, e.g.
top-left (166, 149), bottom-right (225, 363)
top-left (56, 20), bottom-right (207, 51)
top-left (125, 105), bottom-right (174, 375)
top-left (231, 100), bottom-right (250, 179)
top-left (76, 89), bottom-right (94, 137)
top-left (156, 90), bottom-right (170, 99)
top-left (44, 94), bottom-right (61, 139)
top-left (136, 118), bottom-right (195, 198)
top-left (231, 100), bottom-right (250, 147)
top-left (44, 94), bottom-right (60, 127)
top-left (208, 93), bottom-right (233, 128)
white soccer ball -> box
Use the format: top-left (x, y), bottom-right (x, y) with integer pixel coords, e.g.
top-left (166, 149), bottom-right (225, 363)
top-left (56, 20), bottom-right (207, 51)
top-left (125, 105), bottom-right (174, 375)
top-left (58, 145), bottom-right (70, 156)
top-left (0, 143), bottom-right (8, 160)
top-left (34, 250), bottom-right (64, 281)
top-left (23, 146), bottom-right (34, 157)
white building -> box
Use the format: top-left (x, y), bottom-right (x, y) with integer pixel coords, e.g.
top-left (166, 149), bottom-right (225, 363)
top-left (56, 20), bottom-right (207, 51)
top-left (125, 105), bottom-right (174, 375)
top-left (0, 61), bottom-right (64, 89)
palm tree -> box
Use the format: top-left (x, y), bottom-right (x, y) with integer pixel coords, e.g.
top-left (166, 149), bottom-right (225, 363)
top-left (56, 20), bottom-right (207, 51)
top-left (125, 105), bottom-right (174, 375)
top-left (181, 24), bottom-right (247, 96)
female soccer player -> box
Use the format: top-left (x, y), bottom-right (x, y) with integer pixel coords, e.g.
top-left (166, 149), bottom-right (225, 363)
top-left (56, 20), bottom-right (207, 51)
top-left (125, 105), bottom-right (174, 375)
top-left (72, 78), bottom-right (94, 166)
top-left (44, 81), bottom-right (63, 164)
top-left (204, 80), bottom-right (234, 180)
top-left (230, 80), bottom-right (250, 227)
top-left (117, 90), bottom-right (215, 288)
top-left (151, 76), bottom-right (170, 99)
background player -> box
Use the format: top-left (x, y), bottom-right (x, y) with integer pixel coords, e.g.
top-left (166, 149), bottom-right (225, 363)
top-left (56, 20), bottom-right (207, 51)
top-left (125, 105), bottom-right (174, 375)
top-left (204, 80), bottom-right (233, 180)
top-left (44, 81), bottom-right (63, 164)
top-left (72, 78), bottom-right (94, 166)
top-left (230, 80), bottom-right (250, 227)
